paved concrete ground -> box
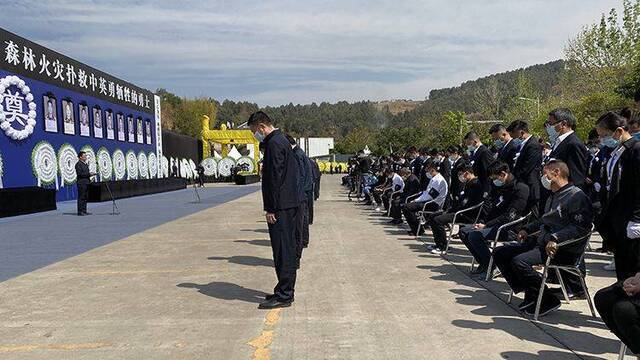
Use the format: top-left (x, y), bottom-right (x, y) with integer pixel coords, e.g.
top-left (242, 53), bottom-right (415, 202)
top-left (0, 175), bottom-right (623, 359)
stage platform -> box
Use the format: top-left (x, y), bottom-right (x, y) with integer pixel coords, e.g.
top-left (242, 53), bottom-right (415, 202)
top-left (0, 183), bottom-right (259, 283)
top-left (88, 178), bottom-right (188, 202)
top-left (0, 186), bottom-right (57, 218)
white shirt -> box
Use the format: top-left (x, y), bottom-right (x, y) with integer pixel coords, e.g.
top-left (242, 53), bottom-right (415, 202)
top-left (606, 145), bottom-right (626, 191)
top-left (415, 173), bottom-right (448, 207)
top-left (391, 173), bottom-right (405, 192)
top-left (553, 130), bottom-right (574, 150)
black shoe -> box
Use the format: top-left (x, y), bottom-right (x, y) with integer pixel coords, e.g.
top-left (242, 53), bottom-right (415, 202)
top-left (389, 219), bottom-right (403, 225)
top-left (265, 294), bottom-right (276, 300)
top-left (470, 266), bottom-right (487, 276)
top-left (525, 294), bottom-right (561, 317)
top-left (77, 213), bottom-right (86, 216)
top-left (258, 298), bottom-right (293, 309)
top-left (518, 292), bottom-right (537, 311)
top-left (83, 212), bottom-right (92, 215)
top-left (549, 287), bottom-right (586, 300)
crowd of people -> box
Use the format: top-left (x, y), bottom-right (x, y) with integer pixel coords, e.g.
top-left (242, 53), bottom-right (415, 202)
top-left (344, 107), bottom-right (640, 357)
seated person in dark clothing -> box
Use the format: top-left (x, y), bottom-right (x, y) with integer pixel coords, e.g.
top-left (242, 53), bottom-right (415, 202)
top-left (390, 167), bottom-right (421, 225)
top-left (402, 159), bottom-right (448, 236)
top-left (493, 160), bottom-right (593, 317)
top-left (380, 167), bottom-right (405, 212)
top-left (459, 160), bottom-right (530, 278)
top-left (427, 164), bottom-right (485, 254)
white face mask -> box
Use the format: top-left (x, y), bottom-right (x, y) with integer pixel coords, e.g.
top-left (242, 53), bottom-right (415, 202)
top-left (253, 130), bottom-right (265, 142)
top-left (540, 174), bottom-right (552, 190)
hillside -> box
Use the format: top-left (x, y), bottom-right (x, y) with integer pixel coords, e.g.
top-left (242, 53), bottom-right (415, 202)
top-left (373, 100), bottom-right (424, 115)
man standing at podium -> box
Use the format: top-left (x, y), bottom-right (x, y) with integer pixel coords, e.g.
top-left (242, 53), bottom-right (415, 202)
top-left (75, 151), bottom-right (94, 216)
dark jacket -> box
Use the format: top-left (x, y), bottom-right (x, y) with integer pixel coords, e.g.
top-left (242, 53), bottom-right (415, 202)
top-left (470, 145), bottom-right (494, 193)
top-left (449, 157), bottom-right (466, 204)
top-left (524, 184), bottom-right (593, 255)
top-left (292, 146), bottom-right (313, 201)
top-left (310, 159), bottom-right (321, 200)
top-left (453, 177), bottom-right (484, 211)
top-left (548, 132), bottom-right (589, 188)
top-left (437, 158), bottom-right (451, 186)
top-left (75, 161), bottom-right (91, 185)
top-left (409, 157), bottom-right (424, 178)
top-left (261, 129), bottom-right (299, 212)
top-left (402, 174), bottom-right (421, 198)
top-left (480, 178), bottom-right (530, 228)
top-left (498, 139), bottom-right (518, 171)
top-left (513, 136), bottom-right (542, 205)
top-left (599, 138), bottom-right (640, 281)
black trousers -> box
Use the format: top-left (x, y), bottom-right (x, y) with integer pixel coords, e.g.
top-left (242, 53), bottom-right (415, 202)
top-left (77, 182), bottom-right (88, 214)
top-left (268, 207), bottom-right (299, 301)
top-left (390, 196), bottom-right (407, 220)
top-left (595, 284), bottom-right (640, 355)
top-left (429, 212), bottom-right (473, 250)
top-left (307, 191), bottom-right (314, 225)
top-left (295, 200), bottom-right (310, 264)
top-left (402, 201), bottom-right (439, 234)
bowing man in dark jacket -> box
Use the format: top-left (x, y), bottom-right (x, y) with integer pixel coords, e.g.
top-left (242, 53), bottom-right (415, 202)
top-left (285, 134), bottom-right (314, 264)
top-left (428, 163), bottom-right (485, 254)
top-left (248, 111), bottom-right (299, 309)
top-left (545, 108), bottom-right (589, 189)
top-left (493, 160), bottom-right (593, 317)
top-left (389, 168), bottom-right (421, 224)
top-left (594, 112), bottom-right (640, 355)
top-left (508, 120), bottom-right (542, 211)
top-left (308, 158), bottom-right (321, 225)
top-left (459, 161), bottom-right (530, 277)
top-left (489, 123), bottom-right (518, 171)
top-left (75, 151), bottom-right (94, 216)
top-left (446, 145), bottom-right (466, 206)
top-left (464, 131), bottom-right (494, 194)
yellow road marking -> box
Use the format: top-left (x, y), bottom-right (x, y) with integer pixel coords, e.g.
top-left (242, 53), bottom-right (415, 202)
top-left (0, 342), bottom-right (109, 352)
top-left (247, 308), bottom-right (283, 360)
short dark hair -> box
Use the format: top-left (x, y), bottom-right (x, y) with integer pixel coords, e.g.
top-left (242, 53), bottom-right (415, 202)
top-left (489, 123), bottom-right (506, 134)
top-left (78, 151), bottom-right (86, 158)
top-left (549, 108), bottom-right (577, 130)
top-left (620, 107), bottom-right (633, 120)
top-left (247, 111), bottom-right (273, 126)
top-left (464, 131), bottom-right (480, 141)
top-left (446, 145), bottom-right (461, 154)
top-left (487, 160), bottom-right (511, 176)
top-left (634, 88), bottom-right (640, 103)
top-left (406, 146), bottom-right (417, 153)
top-left (428, 148), bottom-right (439, 156)
top-left (587, 128), bottom-right (600, 142)
top-left (596, 111), bottom-right (628, 132)
top-left (458, 163), bottom-right (474, 174)
top-left (507, 120), bottom-right (529, 133)
top-left (419, 147), bottom-right (429, 155)
top-left (399, 167), bottom-right (412, 177)
top-left (424, 158), bottom-right (439, 171)
top-left (545, 159), bottom-right (570, 179)
top-left (284, 133), bottom-right (296, 145)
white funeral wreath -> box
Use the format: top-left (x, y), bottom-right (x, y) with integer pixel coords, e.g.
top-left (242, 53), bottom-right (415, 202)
top-left (0, 75), bottom-right (37, 140)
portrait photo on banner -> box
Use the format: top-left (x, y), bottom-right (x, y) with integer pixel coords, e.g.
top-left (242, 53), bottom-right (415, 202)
top-left (127, 115), bottom-right (134, 142)
top-left (43, 94), bottom-right (57, 133)
top-left (136, 117), bottom-right (143, 144)
top-left (93, 107), bottom-right (102, 138)
top-left (62, 99), bottom-right (75, 135)
top-left (117, 113), bottom-right (125, 141)
top-left (106, 110), bottom-right (114, 140)
top-left (79, 103), bottom-right (90, 137)
top-left (145, 120), bottom-right (152, 144)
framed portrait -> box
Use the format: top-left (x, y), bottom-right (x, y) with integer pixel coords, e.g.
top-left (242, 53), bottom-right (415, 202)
top-left (127, 115), bottom-right (135, 142)
top-left (136, 118), bottom-right (143, 144)
top-left (43, 95), bottom-right (58, 133)
top-left (61, 99), bottom-right (75, 135)
top-left (117, 114), bottom-right (125, 141)
top-left (145, 120), bottom-right (152, 144)
top-left (105, 110), bottom-right (114, 140)
top-left (79, 104), bottom-right (90, 137)
top-left (93, 108), bottom-right (103, 138)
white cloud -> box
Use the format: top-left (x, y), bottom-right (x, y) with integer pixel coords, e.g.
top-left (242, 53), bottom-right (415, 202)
top-left (0, 0), bottom-right (621, 105)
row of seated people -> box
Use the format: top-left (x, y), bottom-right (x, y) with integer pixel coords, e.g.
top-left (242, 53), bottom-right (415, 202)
top-left (356, 110), bottom-right (640, 358)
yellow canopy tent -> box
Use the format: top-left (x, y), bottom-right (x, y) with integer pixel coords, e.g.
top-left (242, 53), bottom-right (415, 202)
top-left (200, 115), bottom-right (260, 174)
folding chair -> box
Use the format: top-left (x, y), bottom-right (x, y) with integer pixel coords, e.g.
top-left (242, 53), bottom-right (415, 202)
top-left (445, 202), bottom-right (484, 253)
top-left (532, 229), bottom-right (596, 321)
top-left (416, 200), bottom-right (441, 240)
top-left (482, 212), bottom-right (532, 282)
top-left (386, 189), bottom-right (404, 217)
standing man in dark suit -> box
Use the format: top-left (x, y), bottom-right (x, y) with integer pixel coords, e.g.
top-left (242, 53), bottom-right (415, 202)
top-left (445, 145), bottom-right (466, 207)
top-left (75, 151), bottom-right (94, 216)
top-left (545, 108), bottom-right (589, 188)
top-left (507, 120), bottom-right (542, 212)
top-left (464, 131), bottom-right (494, 194)
top-left (248, 111), bottom-right (299, 310)
top-left (489, 123), bottom-right (517, 171)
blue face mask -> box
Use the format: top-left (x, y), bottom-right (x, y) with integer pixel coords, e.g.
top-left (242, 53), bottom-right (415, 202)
top-left (494, 139), bottom-right (505, 149)
top-left (512, 138), bottom-right (523, 148)
top-left (467, 145), bottom-right (477, 153)
top-left (492, 179), bottom-right (504, 187)
top-left (601, 136), bottom-right (620, 149)
top-left (546, 124), bottom-right (558, 143)
top-left (633, 132), bottom-right (640, 140)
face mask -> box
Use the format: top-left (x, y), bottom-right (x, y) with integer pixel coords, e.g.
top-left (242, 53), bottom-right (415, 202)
top-left (494, 139), bottom-right (505, 149)
top-left (426, 173), bottom-right (433, 179)
top-left (512, 138), bottom-right (523, 147)
top-left (589, 147), bottom-right (599, 155)
top-left (448, 155), bottom-right (458, 163)
top-left (492, 179), bottom-right (504, 187)
top-left (541, 174), bottom-right (552, 190)
top-left (546, 124), bottom-right (558, 142)
top-left (458, 174), bottom-right (467, 183)
top-left (633, 132), bottom-right (640, 140)
top-left (601, 136), bottom-right (620, 149)
top-left (253, 130), bottom-right (265, 142)
top-left (467, 145), bottom-right (477, 153)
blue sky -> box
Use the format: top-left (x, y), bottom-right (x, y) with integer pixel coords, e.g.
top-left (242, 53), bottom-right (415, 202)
top-left (0, 0), bottom-right (620, 106)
